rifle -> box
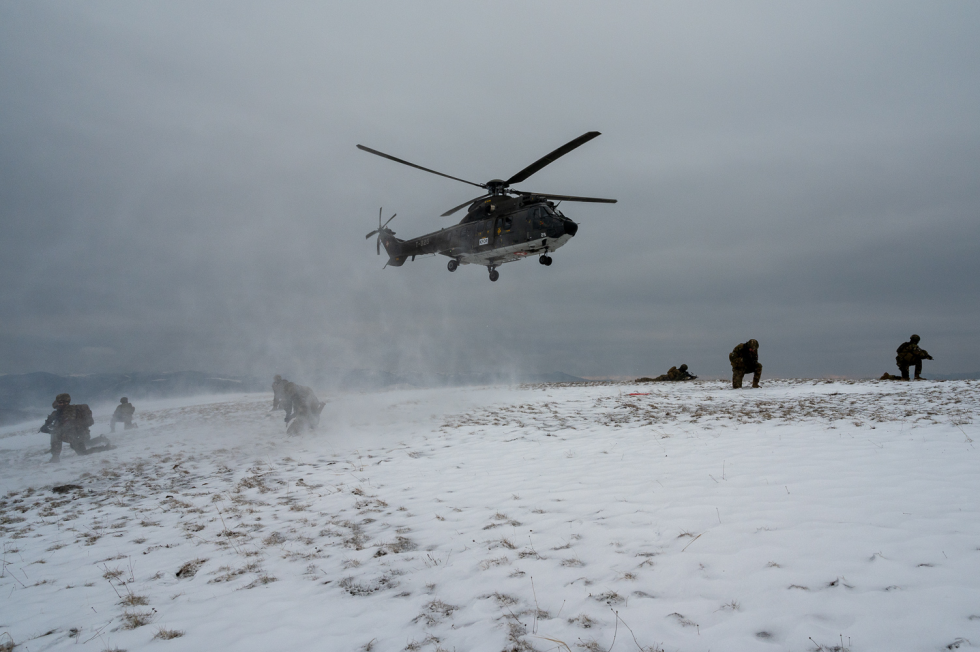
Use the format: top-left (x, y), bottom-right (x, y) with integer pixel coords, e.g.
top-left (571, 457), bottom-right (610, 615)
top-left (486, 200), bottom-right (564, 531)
top-left (39, 413), bottom-right (56, 434)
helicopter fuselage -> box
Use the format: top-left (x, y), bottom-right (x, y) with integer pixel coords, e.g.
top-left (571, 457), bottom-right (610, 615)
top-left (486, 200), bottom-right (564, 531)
top-left (380, 196), bottom-right (578, 269)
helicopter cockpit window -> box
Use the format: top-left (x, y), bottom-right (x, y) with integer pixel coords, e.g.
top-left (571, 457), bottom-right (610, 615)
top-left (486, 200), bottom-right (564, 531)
top-left (503, 216), bottom-right (512, 230)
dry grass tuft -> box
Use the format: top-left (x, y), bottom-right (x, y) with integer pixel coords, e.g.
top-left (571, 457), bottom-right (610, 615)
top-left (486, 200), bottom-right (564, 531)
top-left (153, 628), bottom-right (185, 640)
top-left (262, 532), bottom-right (286, 546)
top-left (120, 594), bottom-right (149, 606)
top-left (121, 609), bottom-right (154, 629)
top-left (568, 614), bottom-right (597, 629)
top-left (102, 567), bottom-right (124, 580)
top-left (413, 599), bottom-right (458, 625)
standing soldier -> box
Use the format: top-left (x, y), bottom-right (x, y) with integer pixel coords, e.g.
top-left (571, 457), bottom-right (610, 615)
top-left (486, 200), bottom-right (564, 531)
top-left (729, 339), bottom-right (762, 389)
top-left (109, 397), bottom-right (137, 432)
top-left (272, 374), bottom-right (288, 411)
top-left (896, 334), bottom-right (933, 380)
top-left (39, 394), bottom-right (109, 462)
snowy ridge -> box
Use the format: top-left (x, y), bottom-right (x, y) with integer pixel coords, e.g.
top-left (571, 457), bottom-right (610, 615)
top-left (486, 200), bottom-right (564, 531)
top-left (1, 380), bottom-right (979, 651)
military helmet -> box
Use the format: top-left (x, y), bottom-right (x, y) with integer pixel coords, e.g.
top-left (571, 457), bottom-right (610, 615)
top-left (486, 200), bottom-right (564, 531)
top-left (120, 397), bottom-right (129, 404)
top-left (53, 393), bottom-right (71, 408)
top-left (274, 374), bottom-right (282, 381)
top-left (679, 364), bottom-right (688, 371)
top-left (910, 334), bottom-right (920, 342)
top-left (747, 339), bottom-right (759, 349)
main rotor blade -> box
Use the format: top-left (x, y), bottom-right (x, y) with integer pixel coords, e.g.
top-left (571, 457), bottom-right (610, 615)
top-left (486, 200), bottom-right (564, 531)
top-left (441, 193), bottom-right (492, 217)
top-left (357, 144), bottom-right (485, 189)
top-left (365, 230), bottom-right (380, 239)
top-left (505, 131), bottom-right (602, 185)
top-left (516, 191), bottom-right (617, 204)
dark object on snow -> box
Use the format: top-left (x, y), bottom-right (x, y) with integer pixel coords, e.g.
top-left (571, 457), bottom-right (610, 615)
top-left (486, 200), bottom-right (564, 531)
top-left (51, 484), bottom-right (83, 494)
top-left (880, 373), bottom-right (905, 381)
top-left (642, 364), bottom-right (699, 382)
top-left (176, 559), bottom-right (208, 579)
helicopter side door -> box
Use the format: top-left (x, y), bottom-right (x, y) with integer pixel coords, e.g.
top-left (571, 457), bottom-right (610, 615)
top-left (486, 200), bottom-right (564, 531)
top-left (495, 214), bottom-right (514, 248)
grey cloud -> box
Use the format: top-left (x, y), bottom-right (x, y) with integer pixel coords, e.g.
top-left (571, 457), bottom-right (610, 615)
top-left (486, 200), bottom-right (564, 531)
top-left (1, 2), bottom-right (978, 381)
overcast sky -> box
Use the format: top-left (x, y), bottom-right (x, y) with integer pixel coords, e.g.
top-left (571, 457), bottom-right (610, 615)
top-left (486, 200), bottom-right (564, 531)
top-left (1, 1), bottom-right (978, 380)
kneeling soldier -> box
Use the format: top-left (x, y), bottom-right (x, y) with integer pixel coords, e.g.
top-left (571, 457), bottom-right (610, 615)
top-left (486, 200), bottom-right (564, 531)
top-left (110, 397), bottom-right (137, 432)
top-left (896, 334), bottom-right (933, 380)
top-left (39, 394), bottom-right (109, 462)
top-left (729, 339), bottom-right (762, 389)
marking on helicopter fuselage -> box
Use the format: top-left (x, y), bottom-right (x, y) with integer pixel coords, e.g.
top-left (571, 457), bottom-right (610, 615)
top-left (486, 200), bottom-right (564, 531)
top-left (479, 237), bottom-right (489, 245)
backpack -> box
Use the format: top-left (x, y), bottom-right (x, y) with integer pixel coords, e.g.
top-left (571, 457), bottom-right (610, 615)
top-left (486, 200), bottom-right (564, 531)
top-left (73, 404), bottom-right (95, 428)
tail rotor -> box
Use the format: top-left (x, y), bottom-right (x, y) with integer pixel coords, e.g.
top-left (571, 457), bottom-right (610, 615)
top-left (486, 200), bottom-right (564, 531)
top-left (365, 207), bottom-right (397, 255)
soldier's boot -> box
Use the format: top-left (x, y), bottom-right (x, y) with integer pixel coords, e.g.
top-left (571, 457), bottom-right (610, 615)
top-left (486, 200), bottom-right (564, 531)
top-left (48, 453), bottom-right (61, 463)
top-left (914, 375), bottom-right (925, 381)
top-left (751, 378), bottom-right (760, 388)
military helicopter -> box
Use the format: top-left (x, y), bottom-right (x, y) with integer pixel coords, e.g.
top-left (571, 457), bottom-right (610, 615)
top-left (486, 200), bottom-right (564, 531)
top-left (360, 131), bottom-right (616, 282)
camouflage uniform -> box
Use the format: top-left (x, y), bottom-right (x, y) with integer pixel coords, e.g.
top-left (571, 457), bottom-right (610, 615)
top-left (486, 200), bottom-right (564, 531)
top-left (272, 374), bottom-right (287, 410)
top-left (109, 397), bottom-right (137, 432)
top-left (896, 334), bottom-right (932, 380)
top-left (39, 394), bottom-right (107, 462)
top-left (729, 339), bottom-right (762, 389)
top-left (667, 364), bottom-right (697, 381)
top-left (281, 382), bottom-right (326, 434)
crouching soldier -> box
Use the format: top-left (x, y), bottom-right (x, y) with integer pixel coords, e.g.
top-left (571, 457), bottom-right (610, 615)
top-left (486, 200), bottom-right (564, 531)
top-left (896, 334), bottom-right (933, 381)
top-left (109, 397), bottom-right (137, 432)
top-left (729, 339), bottom-right (762, 389)
top-left (281, 382), bottom-right (326, 435)
top-left (39, 394), bottom-right (110, 462)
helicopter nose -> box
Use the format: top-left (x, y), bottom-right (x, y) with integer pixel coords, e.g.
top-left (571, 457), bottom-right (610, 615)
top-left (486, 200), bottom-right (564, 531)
top-left (563, 219), bottom-right (578, 236)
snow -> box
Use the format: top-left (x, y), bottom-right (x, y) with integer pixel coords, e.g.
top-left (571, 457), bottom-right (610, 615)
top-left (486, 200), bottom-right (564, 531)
top-left (1, 379), bottom-right (979, 652)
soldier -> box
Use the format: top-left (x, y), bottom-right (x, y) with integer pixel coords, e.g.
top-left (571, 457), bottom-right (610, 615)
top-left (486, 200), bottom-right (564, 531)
top-left (729, 339), bottom-right (762, 389)
top-left (272, 374), bottom-right (288, 411)
top-left (39, 394), bottom-right (109, 462)
top-left (640, 364), bottom-right (699, 382)
top-left (896, 334), bottom-right (933, 380)
top-left (109, 397), bottom-right (137, 433)
top-left (667, 364), bottom-right (698, 381)
top-left (281, 381), bottom-right (326, 434)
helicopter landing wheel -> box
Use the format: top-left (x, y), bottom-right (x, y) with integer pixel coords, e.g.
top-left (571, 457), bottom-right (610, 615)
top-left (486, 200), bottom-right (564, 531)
top-left (488, 268), bottom-right (499, 282)
top-left (447, 259), bottom-right (458, 272)
top-left (539, 255), bottom-right (553, 266)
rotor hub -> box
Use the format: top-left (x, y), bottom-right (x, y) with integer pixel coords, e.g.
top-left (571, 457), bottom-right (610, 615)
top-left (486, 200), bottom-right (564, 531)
top-left (486, 179), bottom-right (509, 195)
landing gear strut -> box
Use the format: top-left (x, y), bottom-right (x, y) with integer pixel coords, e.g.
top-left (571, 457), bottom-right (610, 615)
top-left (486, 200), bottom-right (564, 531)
top-left (447, 259), bottom-right (458, 272)
top-left (539, 255), bottom-right (553, 266)
top-left (488, 267), bottom-right (499, 282)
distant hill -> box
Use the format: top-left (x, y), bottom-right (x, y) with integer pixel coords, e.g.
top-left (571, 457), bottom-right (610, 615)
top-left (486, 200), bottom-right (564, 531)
top-left (0, 371), bottom-right (266, 426)
top-left (338, 369), bottom-right (587, 390)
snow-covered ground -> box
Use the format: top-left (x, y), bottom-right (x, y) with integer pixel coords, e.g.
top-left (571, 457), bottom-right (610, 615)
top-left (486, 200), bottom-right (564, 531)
top-left (2, 380), bottom-right (979, 652)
